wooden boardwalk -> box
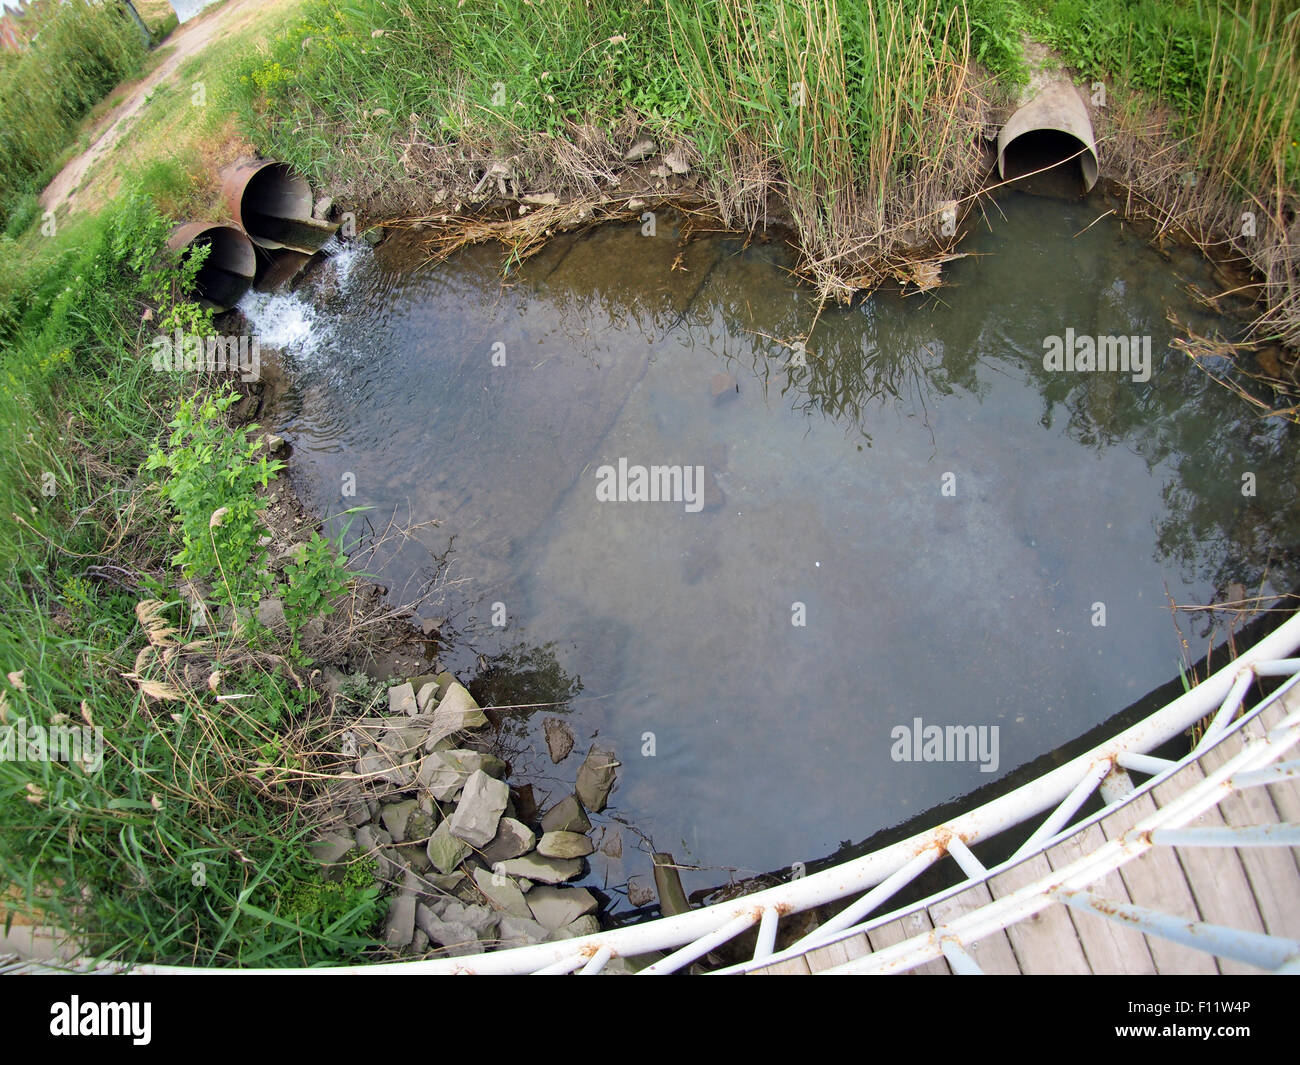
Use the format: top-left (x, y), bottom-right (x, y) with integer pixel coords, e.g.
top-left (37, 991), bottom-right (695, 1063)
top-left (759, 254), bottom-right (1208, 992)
top-left (753, 688), bottom-right (1300, 975)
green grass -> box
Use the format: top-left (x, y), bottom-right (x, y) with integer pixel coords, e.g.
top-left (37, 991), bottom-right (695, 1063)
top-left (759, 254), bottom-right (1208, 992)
top-left (0, 2), bottom-right (146, 229)
top-left (1025, 0), bottom-right (1300, 192)
top-left (0, 194), bottom-right (371, 967)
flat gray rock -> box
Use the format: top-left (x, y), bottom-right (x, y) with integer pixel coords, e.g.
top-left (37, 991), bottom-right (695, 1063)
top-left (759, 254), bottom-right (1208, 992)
top-left (418, 749), bottom-right (506, 801)
top-left (472, 866), bottom-right (532, 919)
top-left (497, 915), bottom-right (548, 949)
top-left (537, 830), bottom-right (595, 859)
top-left (427, 819), bottom-right (471, 874)
top-left (448, 770), bottom-right (509, 847)
top-left (549, 914), bottom-right (601, 940)
top-left (388, 682), bottom-right (417, 716)
top-left (379, 799), bottom-right (418, 842)
top-left (432, 681), bottom-right (488, 731)
top-left (308, 831), bottom-right (354, 870)
top-left (540, 794), bottom-right (591, 834)
top-left (384, 894), bottom-right (416, 950)
top-left (481, 817), bottom-right (536, 865)
top-left (526, 885), bottom-right (597, 931)
top-left (495, 852), bottom-right (583, 885)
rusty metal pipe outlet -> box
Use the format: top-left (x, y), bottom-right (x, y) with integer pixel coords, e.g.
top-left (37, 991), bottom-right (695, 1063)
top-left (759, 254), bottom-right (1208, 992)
top-left (166, 222), bottom-right (256, 311)
top-left (221, 158), bottom-right (338, 254)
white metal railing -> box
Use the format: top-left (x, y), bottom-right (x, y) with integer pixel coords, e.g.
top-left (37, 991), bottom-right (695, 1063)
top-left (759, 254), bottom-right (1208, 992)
top-left (33, 611), bottom-right (1300, 975)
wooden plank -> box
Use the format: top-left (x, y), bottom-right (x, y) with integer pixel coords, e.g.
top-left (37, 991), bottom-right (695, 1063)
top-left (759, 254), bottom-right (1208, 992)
top-left (1045, 823), bottom-right (1157, 974)
top-left (928, 882), bottom-right (1021, 974)
top-left (988, 853), bottom-right (1091, 973)
top-left (1099, 791), bottom-right (1217, 973)
top-left (1252, 699), bottom-right (1300, 872)
top-left (1198, 725), bottom-right (1300, 941)
top-left (749, 953), bottom-right (811, 975)
top-left (1152, 758), bottom-right (1267, 974)
top-left (866, 910), bottom-right (950, 974)
top-left (803, 932), bottom-right (872, 973)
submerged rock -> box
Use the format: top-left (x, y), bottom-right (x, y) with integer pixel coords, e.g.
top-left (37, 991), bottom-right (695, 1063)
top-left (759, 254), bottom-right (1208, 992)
top-left (575, 744), bottom-right (619, 812)
top-left (709, 372), bottom-right (738, 403)
top-left (543, 716), bottom-right (575, 764)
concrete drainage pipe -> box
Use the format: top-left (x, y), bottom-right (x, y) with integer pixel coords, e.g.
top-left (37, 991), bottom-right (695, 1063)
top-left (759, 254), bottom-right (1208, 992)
top-left (997, 81), bottom-right (1099, 196)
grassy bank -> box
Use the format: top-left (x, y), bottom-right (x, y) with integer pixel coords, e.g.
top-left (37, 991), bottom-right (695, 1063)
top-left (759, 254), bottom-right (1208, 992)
top-left (0, 1), bottom-right (147, 232)
top-left (1, 0), bottom-right (1297, 968)
top-left (232, 0), bottom-right (1298, 340)
top-left (0, 190), bottom-right (384, 964)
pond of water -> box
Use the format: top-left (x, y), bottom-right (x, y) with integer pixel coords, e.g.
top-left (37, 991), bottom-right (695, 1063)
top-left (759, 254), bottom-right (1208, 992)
top-left (247, 191), bottom-right (1299, 895)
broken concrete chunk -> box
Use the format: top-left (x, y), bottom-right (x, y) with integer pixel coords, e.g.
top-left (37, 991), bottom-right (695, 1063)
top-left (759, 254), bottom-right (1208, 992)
top-left (526, 885), bottom-right (598, 931)
top-left (538, 830), bottom-right (595, 859)
top-left (495, 852), bottom-right (584, 885)
top-left (540, 794), bottom-right (591, 835)
top-left (447, 770), bottom-right (509, 847)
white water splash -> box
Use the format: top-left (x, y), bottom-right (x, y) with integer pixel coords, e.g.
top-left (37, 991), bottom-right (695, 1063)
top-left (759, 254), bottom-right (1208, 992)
top-left (236, 289), bottom-right (326, 362)
top-left (316, 236), bottom-right (369, 293)
top-left (236, 239), bottom-right (372, 369)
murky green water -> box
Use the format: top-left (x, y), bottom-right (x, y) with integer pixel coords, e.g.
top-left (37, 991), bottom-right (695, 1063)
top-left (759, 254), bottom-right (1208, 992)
top-left (260, 191), bottom-right (1299, 893)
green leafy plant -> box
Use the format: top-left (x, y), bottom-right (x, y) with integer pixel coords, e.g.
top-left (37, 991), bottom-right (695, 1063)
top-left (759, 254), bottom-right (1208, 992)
top-left (278, 853), bottom-right (385, 959)
top-left (283, 529), bottom-right (351, 637)
top-left (145, 389), bottom-right (284, 613)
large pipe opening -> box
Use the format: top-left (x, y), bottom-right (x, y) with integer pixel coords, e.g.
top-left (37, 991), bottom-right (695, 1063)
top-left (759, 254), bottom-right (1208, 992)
top-left (997, 82), bottom-right (1099, 198)
top-left (167, 223), bottom-right (256, 311)
top-left (222, 158), bottom-right (337, 254)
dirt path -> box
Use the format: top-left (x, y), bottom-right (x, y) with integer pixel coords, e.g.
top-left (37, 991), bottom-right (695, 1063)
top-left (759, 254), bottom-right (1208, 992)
top-left (40, 0), bottom-right (285, 214)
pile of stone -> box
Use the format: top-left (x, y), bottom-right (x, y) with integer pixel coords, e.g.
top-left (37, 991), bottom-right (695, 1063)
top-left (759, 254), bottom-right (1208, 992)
top-left (309, 670), bottom-right (619, 958)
